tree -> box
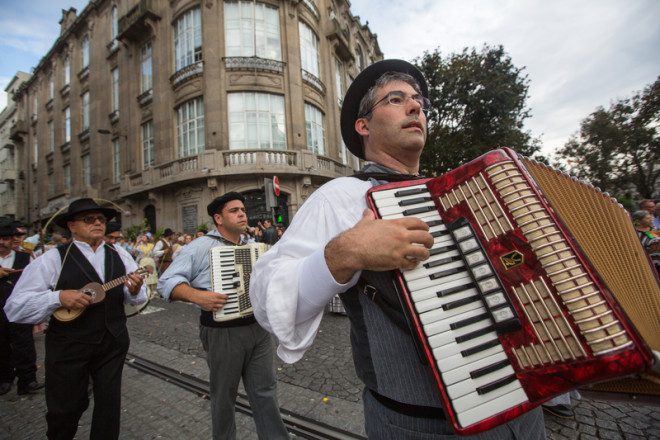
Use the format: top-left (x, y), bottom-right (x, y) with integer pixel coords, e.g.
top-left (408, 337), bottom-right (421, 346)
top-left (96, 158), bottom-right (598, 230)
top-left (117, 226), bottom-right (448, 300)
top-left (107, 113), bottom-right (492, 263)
top-left (414, 44), bottom-right (543, 176)
top-left (556, 77), bottom-right (659, 200)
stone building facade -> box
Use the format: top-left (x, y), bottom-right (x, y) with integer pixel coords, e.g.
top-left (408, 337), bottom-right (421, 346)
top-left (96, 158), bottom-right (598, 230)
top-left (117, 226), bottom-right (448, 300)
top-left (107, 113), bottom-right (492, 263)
top-left (10, 0), bottom-right (381, 233)
top-left (1, 72), bottom-right (31, 221)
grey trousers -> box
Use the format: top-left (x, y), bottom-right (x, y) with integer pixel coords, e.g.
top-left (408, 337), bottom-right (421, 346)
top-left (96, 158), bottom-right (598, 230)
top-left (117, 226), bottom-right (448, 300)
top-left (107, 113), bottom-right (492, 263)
top-left (200, 322), bottom-right (289, 440)
top-left (363, 388), bottom-right (546, 440)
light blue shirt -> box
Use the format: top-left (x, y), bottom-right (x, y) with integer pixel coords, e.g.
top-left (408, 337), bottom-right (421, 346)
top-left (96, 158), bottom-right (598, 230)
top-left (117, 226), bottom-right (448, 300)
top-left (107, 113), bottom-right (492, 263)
top-left (157, 229), bottom-right (247, 300)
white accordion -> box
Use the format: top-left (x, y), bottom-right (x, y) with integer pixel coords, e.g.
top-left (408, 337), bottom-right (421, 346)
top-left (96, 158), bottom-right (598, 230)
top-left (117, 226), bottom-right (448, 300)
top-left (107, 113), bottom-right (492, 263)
top-left (209, 243), bottom-right (270, 322)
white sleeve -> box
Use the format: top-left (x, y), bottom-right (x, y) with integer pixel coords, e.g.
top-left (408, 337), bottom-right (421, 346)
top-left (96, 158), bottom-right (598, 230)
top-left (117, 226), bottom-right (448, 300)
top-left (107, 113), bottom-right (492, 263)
top-left (3, 248), bottom-right (64, 324)
top-left (152, 240), bottom-right (164, 258)
top-left (116, 245), bottom-right (148, 305)
top-left (250, 178), bottom-right (370, 363)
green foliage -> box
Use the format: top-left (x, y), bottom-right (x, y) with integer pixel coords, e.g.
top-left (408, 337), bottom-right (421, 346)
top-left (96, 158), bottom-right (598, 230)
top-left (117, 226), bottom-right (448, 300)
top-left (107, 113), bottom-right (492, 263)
top-left (123, 218), bottom-right (149, 241)
top-left (414, 44), bottom-right (543, 176)
top-left (555, 77), bottom-right (659, 200)
top-left (197, 223), bottom-right (209, 233)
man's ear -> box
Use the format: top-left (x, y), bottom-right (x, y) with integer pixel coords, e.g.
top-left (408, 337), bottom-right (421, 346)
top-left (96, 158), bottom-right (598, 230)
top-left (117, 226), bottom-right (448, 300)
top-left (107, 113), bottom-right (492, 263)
top-left (355, 117), bottom-right (369, 137)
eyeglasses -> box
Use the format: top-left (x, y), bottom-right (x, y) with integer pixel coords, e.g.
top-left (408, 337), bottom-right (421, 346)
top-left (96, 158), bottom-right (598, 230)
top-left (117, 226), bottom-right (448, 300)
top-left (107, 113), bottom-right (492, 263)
top-left (360, 90), bottom-right (431, 117)
top-left (74, 215), bottom-right (107, 224)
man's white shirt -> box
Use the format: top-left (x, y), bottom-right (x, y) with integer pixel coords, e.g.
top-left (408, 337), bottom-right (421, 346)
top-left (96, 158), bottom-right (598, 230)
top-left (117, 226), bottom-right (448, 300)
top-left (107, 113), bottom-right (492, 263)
top-left (4, 240), bottom-right (147, 324)
top-left (250, 177), bottom-right (371, 363)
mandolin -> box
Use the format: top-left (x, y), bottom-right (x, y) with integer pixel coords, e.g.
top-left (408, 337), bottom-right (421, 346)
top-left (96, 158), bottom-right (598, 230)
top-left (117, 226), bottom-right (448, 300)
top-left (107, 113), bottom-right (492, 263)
top-left (52, 267), bottom-right (148, 322)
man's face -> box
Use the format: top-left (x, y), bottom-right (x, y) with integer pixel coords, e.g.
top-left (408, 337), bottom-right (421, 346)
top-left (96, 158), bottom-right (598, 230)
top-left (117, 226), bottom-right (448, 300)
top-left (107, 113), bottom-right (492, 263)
top-left (12, 233), bottom-right (26, 249)
top-left (358, 80), bottom-right (427, 160)
top-left (0, 236), bottom-right (12, 255)
top-left (263, 220), bottom-right (272, 228)
top-left (68, 211), bottom-right (107, 244)
top-left (105, 231), bottom-right (122, 244)
top-left (214, 200), bottom-right (248, 237)
top-left (641, 200), bottom-right (655, 215)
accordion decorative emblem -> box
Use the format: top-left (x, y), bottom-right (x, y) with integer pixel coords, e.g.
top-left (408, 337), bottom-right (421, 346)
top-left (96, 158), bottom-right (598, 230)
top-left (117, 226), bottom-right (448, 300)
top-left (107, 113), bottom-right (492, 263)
top-left (367, 148), bottom-right (658, 435)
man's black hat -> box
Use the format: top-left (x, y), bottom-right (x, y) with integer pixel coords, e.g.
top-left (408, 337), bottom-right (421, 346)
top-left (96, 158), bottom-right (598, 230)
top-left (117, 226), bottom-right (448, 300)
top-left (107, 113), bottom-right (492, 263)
top-left (54, 198), bottom-right (118, 228)
top-left (340, 59), bottom-right (429, 160)
top-left (163, 228), bottom-right (174, 237)
top-left (207, 192), bottom-right (245, 217)
top-left (0, 223), bottom-right (16, 237)
top-left (105, 221), bottom-right (122, 235)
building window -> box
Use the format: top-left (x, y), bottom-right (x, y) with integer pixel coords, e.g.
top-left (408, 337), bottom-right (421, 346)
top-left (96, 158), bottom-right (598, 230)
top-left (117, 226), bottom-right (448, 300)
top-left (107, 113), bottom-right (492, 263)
top-left (304, 103), bottom-right (325, 155)
top-left (32, 93), bottom-right (38, 117)
top-left (176, 97), bottom-right (205, 157)
top-left (228, 92), bottom-right (285, 150)
top-left (63, 56), bottom-right (71, 86)
top-left (334, 58), bottom-right (344, 104)
top-left (63, 107), bottom-right (71, 143)
top-left (340, 140), bottom-right (348, 165)
top-left (174, 7), bottom-right (202, 72)
top-left (48, 174), bottom-right (54, 195)
top-left (82, 154), bottom-right (91, 186)
top-left (33, 135), bottom-right (38, 165)
top-left (82, 36), bottom-right (90, 68)
top-left (111, 67), bottom-right (119, 112)
top-left (63, 163), bottom-right (71, 191)
top-left (298, 21), bottom-right (319, 78)
top-left (49, 76), bottom-right (54, 100)
top-left (224, 1), bottom-right (281, 60)
top-left (111, 5), bottom-right (118, 40)
top-left (48, 120), bottom-right (55, 152)
top-left (81, 92), bottom-right (90, 131)
top-left (112, 138), bottom-right (121, 183)
top-left (142, 120), bottom-right (155, 169)
top-left (140, 42), bottom-right (153, 93)
top-left (356, 45), bottom-right (365, 70)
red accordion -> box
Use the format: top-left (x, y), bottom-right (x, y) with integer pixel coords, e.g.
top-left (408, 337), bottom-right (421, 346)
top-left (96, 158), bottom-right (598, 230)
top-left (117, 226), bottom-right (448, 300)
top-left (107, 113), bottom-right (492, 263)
top-left (366, 148), bottom-right (657, 435)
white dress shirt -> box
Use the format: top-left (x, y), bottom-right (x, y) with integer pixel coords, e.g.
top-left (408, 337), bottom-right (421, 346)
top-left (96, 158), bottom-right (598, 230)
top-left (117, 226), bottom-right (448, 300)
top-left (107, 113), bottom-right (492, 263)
top-left (152, 238), bottom-right (170, 259)
top-left (0, 250), bottom-right (16, 269)
top-left (4, 240), bottom-right (147, 324)
top-left (250, 177), bottom-right (371, 363)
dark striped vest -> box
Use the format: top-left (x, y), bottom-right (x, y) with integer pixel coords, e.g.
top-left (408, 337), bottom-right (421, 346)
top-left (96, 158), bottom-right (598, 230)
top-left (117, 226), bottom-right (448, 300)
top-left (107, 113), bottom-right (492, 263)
top-left (48, 243), bottom-right (127, 343)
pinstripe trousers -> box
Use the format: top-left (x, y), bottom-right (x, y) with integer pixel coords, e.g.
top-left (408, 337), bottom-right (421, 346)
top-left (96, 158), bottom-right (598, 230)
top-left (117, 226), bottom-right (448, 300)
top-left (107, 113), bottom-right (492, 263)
top-left (363, 388), bottom-right (546, 439)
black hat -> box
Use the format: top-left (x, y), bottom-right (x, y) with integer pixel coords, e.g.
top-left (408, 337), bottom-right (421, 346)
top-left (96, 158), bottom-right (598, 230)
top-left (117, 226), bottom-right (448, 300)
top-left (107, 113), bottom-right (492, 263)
top-left (10, 221), bottom-right (26, 235)
top-left (207, 192), bottom-right (245, 217)
top-left (105, 221), bottom-right (122, 235)
top-left (163, 228), bottom-right (174, 237)
top-left (0, 223), bottom-right (16, 237)
top-left (54, 198), bottom-right (118, 228)
top-left (340, 59), bottom-right (429, 160)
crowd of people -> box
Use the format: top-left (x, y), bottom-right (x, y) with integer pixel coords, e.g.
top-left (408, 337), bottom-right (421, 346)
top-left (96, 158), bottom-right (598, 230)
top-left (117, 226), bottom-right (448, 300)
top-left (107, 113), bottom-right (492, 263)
top-left (0, 58), bottom-right (658, 440)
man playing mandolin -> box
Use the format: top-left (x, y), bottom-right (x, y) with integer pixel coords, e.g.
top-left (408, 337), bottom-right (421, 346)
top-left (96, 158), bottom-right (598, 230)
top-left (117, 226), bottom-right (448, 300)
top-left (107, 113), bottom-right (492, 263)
top-left (4, 198), bottom-right (147, 440)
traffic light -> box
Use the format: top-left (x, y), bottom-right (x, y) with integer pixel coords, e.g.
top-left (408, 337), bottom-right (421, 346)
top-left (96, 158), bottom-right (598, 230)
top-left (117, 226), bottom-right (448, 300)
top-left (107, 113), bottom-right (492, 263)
top-left (273, 207), bottom-right (283, 224)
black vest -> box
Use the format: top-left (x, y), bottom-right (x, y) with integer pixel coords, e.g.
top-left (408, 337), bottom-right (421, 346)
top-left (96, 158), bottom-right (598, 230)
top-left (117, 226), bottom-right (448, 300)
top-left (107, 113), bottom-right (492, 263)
top-left (339, 167), bottom-right (444, 408)
top-left (0, 251), bottom-right (31, 308)
top-left (48, 243), bottom-right (127, 343)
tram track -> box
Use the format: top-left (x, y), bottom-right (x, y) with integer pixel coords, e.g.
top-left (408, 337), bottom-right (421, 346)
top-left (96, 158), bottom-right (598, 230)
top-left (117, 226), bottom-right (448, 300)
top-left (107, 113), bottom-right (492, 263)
top-left (125, 352), bottom-right (366, 440)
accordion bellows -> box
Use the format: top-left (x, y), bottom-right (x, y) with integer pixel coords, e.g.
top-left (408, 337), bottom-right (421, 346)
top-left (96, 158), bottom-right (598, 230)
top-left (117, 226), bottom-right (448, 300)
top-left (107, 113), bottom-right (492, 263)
top-left (523, 159), bottom-right (660, 352)
top-left (366, 148), bottom-right (657, 435)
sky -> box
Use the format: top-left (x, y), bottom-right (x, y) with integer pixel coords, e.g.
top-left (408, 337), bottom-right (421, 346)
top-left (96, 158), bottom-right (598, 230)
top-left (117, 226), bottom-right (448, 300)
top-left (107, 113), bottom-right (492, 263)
top-left (1, 0), bottom-right (658, 158)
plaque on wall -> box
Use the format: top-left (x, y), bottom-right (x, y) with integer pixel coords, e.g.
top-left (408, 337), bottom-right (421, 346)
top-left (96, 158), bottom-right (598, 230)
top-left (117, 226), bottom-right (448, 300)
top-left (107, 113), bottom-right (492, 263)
top-left (181, 204), bottom-right (198, 234)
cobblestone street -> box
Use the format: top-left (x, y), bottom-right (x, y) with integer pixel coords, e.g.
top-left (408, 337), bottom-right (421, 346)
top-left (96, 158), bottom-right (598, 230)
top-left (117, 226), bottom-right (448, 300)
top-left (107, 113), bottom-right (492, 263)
top-left (1, 298), bottom-right (658, 439)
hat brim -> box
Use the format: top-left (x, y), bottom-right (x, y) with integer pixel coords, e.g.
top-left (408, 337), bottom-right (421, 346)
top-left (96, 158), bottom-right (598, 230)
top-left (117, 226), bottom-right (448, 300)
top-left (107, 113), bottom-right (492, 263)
top-left (340, 59), bottom-right (428, 160)
top-left (54, 207), bottom-right (118, 229)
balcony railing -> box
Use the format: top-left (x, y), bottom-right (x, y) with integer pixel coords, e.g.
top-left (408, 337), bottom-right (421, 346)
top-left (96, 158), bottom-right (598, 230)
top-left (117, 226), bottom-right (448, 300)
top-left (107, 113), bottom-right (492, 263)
top-left (170, 61), bottom-right (203, 88)
top-left (121, 149), bottom-right (352, 196)
top-left (78, 66), bottom-right (89, 81)
top-left (107, 39), bottom-right (120, 56)
top-left (224, 57), bottom-right (285, 73)
top-left (137, 89), bottom-right (153, 106)
top-left (301, 69), bottom-right (326, 95)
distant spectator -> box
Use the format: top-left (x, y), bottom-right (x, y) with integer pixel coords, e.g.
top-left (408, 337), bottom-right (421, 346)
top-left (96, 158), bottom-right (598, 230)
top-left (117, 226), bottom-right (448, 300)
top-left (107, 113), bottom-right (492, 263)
top-left (153, 228), bottom-right (175, 274)
top-left (639, 199), bottom-right (656, 215)
top-left (259, 219), bottom-right (278, 245)
top-left (653, 204), bottom-right (660, 230)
